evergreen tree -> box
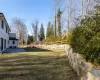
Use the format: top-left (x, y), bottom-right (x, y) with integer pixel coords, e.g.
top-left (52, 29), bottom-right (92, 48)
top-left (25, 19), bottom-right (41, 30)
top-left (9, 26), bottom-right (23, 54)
top-left (51, 24), bottom-right (54, 36)
top-left (57, 8), bottom-right (62, 40)
top-left (70, 5), bottom-right (100, 65)
top-left (46, 21), bottom-right (56, 43)
top-left (46, 21), bottom-right (52, 38)
top-left (39, 23), bottom-right (45, 41)
top-left (27, 35), bottom-right (34, 44)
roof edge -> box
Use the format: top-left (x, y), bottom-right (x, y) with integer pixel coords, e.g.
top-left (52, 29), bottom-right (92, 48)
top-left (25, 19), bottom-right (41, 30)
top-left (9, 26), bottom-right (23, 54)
top-left (0, 13), bottom-right (11, 31)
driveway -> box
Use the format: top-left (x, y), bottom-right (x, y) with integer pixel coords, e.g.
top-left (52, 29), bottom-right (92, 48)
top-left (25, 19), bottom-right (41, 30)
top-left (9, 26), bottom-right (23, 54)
top-left (2, 48), bottom-right (26, 53)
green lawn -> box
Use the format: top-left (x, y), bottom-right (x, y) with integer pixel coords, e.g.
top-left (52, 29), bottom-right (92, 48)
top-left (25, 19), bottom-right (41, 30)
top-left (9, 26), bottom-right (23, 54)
top-left (0, 47), bottom-right (78, 80)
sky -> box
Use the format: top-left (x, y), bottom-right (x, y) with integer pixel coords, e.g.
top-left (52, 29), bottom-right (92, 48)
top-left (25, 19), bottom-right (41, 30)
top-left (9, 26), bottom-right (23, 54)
top-left (0, 0), bottom-right (84, 35)
top-left (0, 0), bottom-right (54, 35)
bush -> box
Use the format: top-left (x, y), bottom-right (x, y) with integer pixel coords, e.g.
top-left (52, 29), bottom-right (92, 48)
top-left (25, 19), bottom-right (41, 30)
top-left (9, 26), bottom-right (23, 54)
top-left (71, 26), bottom-right (91, 53)
top-left (70, 11), bottom-right (100, 65)
top-left (71, 26), bottom-right (100, 65)
top-left (66, 29), bottom-right (73, 45)
top-left (83, 32), bottom-right (100, 65)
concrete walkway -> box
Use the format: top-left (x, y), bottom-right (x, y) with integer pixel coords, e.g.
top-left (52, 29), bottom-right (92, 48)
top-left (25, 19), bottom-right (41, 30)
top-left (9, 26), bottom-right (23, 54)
top-left (2, 48), bottom-right (26, 53)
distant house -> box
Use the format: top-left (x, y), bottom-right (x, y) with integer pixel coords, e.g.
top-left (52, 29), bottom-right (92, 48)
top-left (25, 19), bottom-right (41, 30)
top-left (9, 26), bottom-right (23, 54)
top-left (9, 33), bottom-right (18, 48)
top-left (0, 13), bottom-right (18, 52)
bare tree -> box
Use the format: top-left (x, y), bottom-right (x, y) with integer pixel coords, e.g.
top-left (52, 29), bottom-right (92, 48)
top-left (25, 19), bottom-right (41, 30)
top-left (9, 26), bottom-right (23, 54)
top-left (62, 0), bottom-right (75, 31)
top-left (31, 20), bottom-right (39, 42)
top-left (95, 0), bottom-right (100, 4)
top-left (24, 26), bottom-right (28, 45)
top-left (86, 0), bottom-right (90, 15)
top-left (79, 0), bottom-right (84, 22)
top-left (11, 18), bottom-right (28, 45)
top-left (67, 0), bottom-right (74, 30)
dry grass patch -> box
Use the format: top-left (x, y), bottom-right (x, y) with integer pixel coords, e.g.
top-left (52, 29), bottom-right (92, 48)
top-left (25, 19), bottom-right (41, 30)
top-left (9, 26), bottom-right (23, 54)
top-left (0, 48), bottom-right (78, 80)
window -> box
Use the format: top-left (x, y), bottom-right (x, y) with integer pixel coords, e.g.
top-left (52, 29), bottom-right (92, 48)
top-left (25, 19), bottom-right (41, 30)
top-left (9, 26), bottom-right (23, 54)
top-left (13, 41), bottom-right (15, 44)
top-left (1, 38), bottom-right (3, 50)
top-left (1, 20), bottom-right (4, 29)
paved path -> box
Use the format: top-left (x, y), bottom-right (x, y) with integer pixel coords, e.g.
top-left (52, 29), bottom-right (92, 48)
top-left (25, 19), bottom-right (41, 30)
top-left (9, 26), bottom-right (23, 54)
top-left (2, 48), bottom-right (26, 53)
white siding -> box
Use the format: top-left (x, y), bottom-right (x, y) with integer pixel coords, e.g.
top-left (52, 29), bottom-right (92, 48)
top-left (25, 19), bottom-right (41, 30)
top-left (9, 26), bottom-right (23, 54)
top-left (0, 19), bottom-right (9, 51)
top-left (0, 39), bottom-right (1, 51)
top-left (9, 40), bottom-right (18, 48)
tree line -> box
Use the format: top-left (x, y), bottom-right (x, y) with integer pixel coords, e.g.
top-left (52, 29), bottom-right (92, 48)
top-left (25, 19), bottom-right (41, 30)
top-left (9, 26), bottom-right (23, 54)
top-left (10, 0), bottom-right (100, 46)
top-left (10, 6), bottom-right (65, 45)
top-left (11, 19), bottom-right (45, 45)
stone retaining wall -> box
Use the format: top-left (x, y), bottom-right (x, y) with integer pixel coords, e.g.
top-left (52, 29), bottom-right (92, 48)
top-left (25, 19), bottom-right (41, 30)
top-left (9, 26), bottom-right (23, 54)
top-left (66, 46), bottom-right (100, 80)
top-left (34, 44), bottom-right (67, 49)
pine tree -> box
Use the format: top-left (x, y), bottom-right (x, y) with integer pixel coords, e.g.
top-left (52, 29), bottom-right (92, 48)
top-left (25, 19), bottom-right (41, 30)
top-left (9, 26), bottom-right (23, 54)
top-left (46, 21), bottom-right (55, 43)
top-left (51, 24), bottom-right (54, 36)
top-left (46, 21), bottom-right (52, 38)
top-left (57, 8), bottom-right (62, 40)
top-left (39, 23), bottom-right (45, 41)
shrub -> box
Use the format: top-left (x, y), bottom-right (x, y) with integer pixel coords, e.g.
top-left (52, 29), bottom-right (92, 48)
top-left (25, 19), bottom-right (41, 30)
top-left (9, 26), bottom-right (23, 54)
top-left (66, 29), bottom-right (73, 45)
top-left (71, 26), bottom-right (91, 53)
top-left (83, 32), bottom-right (100, 65)
top-left (70, 9), bottom-right (100, 65)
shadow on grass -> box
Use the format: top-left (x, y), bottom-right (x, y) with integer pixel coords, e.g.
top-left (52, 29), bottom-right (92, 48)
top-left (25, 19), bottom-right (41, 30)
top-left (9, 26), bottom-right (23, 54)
top-left (0, 54), bottom-right (78, 80)
top-left (2, 48), bottom-right (26, 54)
top-left (24, 46), bottom-right (52, 52)
top-left (2, 47), bottom-right (52, 54)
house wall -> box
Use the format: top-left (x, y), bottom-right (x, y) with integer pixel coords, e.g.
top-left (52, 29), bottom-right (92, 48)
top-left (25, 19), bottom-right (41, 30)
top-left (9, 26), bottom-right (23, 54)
top-left (9, 40), bottom-right (18, 48)
top-left (0, 18), bottom-right (9, 51)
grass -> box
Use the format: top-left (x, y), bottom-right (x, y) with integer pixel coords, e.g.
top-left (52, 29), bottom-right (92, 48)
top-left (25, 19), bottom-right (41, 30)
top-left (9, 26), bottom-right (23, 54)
top-left (0, 47), bottom-right (78, 80)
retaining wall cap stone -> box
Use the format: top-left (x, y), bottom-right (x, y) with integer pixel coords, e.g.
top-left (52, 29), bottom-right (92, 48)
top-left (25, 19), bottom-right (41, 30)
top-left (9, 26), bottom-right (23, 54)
top-left (79, 61), bottom-right (89, 71)
top-left (90, 68), bottom-right (100, 76)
